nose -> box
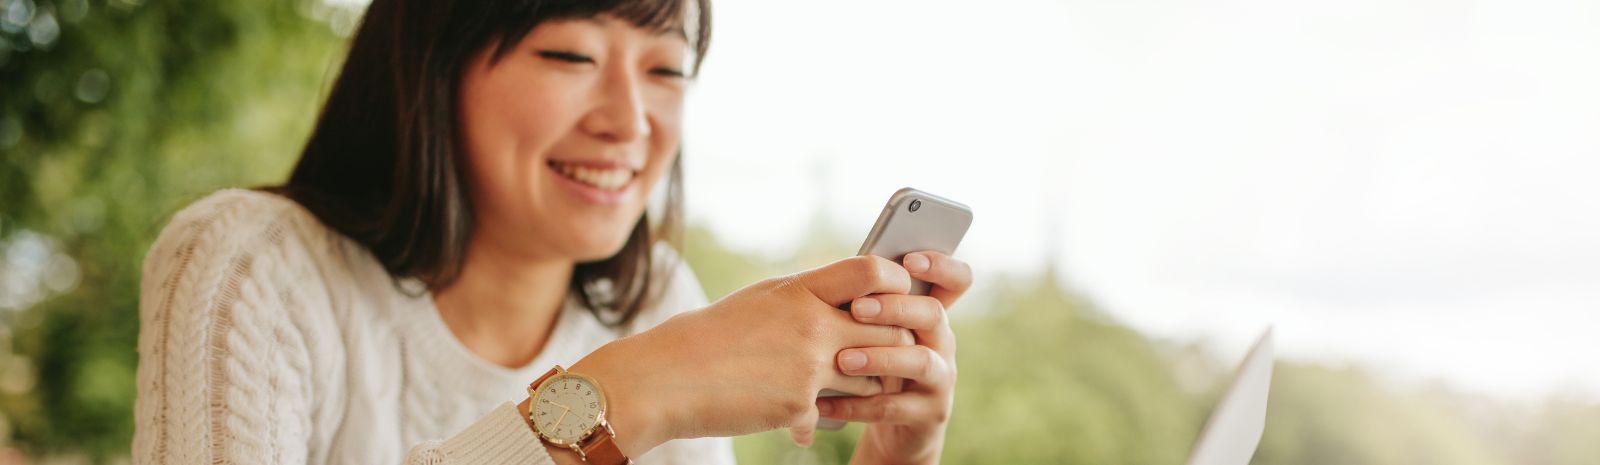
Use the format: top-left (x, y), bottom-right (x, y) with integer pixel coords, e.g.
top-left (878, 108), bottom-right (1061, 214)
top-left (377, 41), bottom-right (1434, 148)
top-left (580, 62), bottom-right (651, 143)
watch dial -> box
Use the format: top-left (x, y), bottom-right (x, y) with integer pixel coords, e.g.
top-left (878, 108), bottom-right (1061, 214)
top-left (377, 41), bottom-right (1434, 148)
top-left (532, 375), bottom-right (604, 442)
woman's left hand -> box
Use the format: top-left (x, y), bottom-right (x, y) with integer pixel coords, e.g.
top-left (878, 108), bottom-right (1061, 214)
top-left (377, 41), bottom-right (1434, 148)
top-left (815, 251), bottom-right (971, 465)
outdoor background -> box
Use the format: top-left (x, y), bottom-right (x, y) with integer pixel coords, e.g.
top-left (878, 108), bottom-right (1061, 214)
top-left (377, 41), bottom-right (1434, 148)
top-left (3, 0), bottom-right (1599, 463)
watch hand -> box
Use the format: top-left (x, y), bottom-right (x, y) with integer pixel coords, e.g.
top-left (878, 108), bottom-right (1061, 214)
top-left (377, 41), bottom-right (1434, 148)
top-left (553, 409), bottom-right (569, 429)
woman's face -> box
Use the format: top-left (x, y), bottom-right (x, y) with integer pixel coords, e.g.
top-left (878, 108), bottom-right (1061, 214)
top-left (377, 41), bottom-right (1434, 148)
top-left (458, 16), bottom-right (688, 263)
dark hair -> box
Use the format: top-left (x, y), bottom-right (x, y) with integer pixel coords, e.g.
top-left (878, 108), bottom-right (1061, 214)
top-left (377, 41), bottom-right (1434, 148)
top-left (269, 0), bottom-right (712, 327)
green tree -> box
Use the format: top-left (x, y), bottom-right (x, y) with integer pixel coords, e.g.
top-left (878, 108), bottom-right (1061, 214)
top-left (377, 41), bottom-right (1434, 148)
top-left (1, 0), bottom-right (353, 459)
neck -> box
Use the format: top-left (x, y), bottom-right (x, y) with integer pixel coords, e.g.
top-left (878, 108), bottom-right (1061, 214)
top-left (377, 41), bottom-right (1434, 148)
top-left (433, 238), bottom-right (574, 369)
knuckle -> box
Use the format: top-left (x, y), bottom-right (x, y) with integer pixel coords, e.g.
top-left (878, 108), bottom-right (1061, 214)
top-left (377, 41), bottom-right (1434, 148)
top-left (778, 396), bottom-right (812, 420)
top-left (792, 312), bottom-right (827, 343)
top-left (833, 399), bottom-right (857, 419)
top-left (919, 346), bottom-right (942, 380)
top-left (770, 275), bottom-right (806, 297)
top-left (884, 295), bottom-right (907, 321)
top-left (842, 255), bottom-right (871, 275)
top-left (894, 327), bottom-right (915, 347)
top-left (915, 296), bottom-right (945, 327)
top-left (856, 256), bottom-right (890, 283)
top-left (859, 376), bottom-right (886, 396)
top-left (874, 396), bottom-right (898, 422)
top-left (757, 276), bottom-right (797, 301)
top-left (874, 325), bottom-right (907, 347)
top-left (797, 354), bottom-right (826, 380)
top-left (864, 255), bottom-right (902, 287)
top-left (930, 403), bottom-right (951, 424)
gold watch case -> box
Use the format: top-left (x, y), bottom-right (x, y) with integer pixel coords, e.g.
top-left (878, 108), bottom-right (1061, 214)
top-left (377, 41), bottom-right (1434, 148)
top-left (527, 366), bottom-right (613, 448)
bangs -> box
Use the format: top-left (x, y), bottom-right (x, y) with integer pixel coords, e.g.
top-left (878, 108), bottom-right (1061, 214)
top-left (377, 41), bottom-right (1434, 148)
top-left (484, 0), bottom-right (712, 75)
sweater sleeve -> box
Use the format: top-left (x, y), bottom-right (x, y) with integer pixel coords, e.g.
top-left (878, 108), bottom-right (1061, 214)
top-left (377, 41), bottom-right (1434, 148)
top-left (132, 190), bottom-right (556, 465)
top-left (406, 403), bottom-right (553, 464)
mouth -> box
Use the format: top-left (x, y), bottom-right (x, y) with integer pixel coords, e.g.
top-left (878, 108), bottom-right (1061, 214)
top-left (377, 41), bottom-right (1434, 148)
top-left (546, 159), bottom-right (639, 192)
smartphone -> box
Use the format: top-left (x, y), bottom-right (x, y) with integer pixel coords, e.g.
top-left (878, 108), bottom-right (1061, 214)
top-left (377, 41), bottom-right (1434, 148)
top-left (817, 187), bottom-right (973, 430)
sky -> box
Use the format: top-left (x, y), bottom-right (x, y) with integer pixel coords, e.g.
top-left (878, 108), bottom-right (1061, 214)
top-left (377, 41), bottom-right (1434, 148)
top-left (678, 0), bottom-right (1600, 401)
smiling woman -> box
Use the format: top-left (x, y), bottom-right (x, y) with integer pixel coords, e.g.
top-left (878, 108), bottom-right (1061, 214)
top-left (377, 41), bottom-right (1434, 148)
top-left (131, 0), bottom-right (973, 464)
top-left (277, 0), bottom-right (709, 326)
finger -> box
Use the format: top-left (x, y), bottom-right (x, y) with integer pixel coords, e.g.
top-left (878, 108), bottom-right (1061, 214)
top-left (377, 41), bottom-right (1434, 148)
top-left (901, 251), bottom-right (972, 310)
top-left (844, 295), bottom-right (954, 353)
top-left (815, 393), bottom-right (947, 425)
top-left (822, 374), bottom-right (886, 397)
top-left (831, 312), bottom-right (916, 351)
top-left (796, 255), bottom-right (912, 307)
top-left (848, 295), bottom-right (944, 331)
top-left (788, 403), bottom-right (819, 448)
top-left (837, 346), bottom-right (951, 385)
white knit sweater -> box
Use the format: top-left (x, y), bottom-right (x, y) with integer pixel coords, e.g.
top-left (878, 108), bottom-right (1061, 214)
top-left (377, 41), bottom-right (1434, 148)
top-left (133, 189), bottom-right (737, 464)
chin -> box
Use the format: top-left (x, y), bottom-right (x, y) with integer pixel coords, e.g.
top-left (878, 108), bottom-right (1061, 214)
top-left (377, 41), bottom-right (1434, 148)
top-left (569, 235), bottom-right (634, 263)
top-left (552, 210), bottom-right (647, 263)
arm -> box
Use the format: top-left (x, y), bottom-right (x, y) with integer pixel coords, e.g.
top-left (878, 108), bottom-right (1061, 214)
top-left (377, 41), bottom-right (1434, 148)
top-left (132, 193), bottom-right (563, 465)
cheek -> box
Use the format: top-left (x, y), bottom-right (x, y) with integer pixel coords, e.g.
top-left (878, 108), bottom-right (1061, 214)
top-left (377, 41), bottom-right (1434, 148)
top-left (639, 127), bottom-right (682, 194)
top-left (646, 89), bottom-right (685, 134)
top-left (641, 93), bottom-right (684, 184)
top-left (460, 76), bottom-right (582, 207)
top-left (481, 83), bottom-right (580, 163)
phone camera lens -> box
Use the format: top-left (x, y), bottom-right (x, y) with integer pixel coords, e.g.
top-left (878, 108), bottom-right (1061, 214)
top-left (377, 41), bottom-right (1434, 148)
top-left (909, 199), bottom-right (922, 212)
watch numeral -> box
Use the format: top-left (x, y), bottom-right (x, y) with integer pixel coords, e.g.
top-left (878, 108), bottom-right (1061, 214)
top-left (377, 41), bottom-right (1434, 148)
top-left (588, 402), bottom-right (597, 408)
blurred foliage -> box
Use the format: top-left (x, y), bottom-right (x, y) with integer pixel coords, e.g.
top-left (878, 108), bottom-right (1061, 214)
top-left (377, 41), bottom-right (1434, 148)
top-left (2, 0), bottom-right (1599, 464)
top-left (698, 236), bottom-right (1600, 465)
top-left (1, 0), bottom-right (352, 460)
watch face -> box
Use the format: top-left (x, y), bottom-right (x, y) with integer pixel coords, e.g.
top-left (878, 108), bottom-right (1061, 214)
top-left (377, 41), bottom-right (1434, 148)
top-left (532, 374), bottom-right (605, 443)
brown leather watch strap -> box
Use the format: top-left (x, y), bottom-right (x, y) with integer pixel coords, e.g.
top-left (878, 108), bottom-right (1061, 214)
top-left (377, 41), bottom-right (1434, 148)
top-left (579, 430), bottom-right (629, 465)
top-left (529, 367), bottom-right (560, 392)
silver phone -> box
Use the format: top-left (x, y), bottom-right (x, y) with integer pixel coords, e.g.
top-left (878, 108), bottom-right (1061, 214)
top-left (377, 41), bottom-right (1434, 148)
top-left (818, 187), bottom-right (973, 430)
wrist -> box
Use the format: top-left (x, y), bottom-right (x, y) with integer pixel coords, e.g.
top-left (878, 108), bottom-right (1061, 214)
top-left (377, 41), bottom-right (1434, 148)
top-left (515, 399), bottom-right (585, 465)
top-left (568, 336), bottom-right (670, 457)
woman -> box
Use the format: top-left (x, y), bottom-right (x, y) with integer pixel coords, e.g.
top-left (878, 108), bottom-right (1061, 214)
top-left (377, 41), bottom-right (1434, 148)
top-left (132, 0), bottom-right (970, 463)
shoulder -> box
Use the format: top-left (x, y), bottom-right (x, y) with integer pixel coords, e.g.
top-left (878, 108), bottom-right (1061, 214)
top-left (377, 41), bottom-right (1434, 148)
top-left (146, 189), bottom-right (334, 261)
top-left (140, 189), bottom-right (385, 326)
top-left (622, 243), bottom-right (710, 335)
top-left (144, 189), bottom-right (351, 281)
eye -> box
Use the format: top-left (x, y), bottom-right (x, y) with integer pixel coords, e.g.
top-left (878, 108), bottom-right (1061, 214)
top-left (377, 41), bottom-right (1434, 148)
top-left (538, 50), bottom-right (595, 64)
top-left (650, 66), bottom-right (686, 78)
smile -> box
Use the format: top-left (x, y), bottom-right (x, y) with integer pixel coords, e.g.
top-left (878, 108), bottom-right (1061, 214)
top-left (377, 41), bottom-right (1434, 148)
top-left (546, 160), bottom-right (638, 191)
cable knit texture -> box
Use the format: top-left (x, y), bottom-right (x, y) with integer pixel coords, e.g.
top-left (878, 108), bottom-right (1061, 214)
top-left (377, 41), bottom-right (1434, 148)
top-left (134, 189), bottom-right (737, 464)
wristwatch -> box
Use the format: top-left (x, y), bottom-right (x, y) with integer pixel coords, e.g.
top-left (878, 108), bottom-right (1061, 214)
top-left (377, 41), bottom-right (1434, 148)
top-left (526, 365), bottom-right (631, 464)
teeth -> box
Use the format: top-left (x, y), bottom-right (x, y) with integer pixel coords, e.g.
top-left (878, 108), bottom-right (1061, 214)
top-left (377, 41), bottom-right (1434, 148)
top-left (552, 161), bottom-right (634, 191)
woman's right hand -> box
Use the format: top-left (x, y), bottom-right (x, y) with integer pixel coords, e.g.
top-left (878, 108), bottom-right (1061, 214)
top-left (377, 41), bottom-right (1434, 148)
top-left (568, 255), bottom-right (918, 456)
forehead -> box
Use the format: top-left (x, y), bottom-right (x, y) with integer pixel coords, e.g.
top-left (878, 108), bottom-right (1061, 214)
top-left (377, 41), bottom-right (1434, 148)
top-left (483, 0), bottom-right (706, 70)
top-left (545, 0), bottom-right (693, 37)
top-left (543, 15), bottom-right (688, 43)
